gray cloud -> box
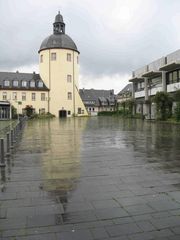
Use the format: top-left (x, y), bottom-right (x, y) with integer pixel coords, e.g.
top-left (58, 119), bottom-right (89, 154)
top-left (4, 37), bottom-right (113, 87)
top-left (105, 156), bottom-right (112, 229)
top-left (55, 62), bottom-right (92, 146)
top-left (1, 0), bottom-right (180, 90)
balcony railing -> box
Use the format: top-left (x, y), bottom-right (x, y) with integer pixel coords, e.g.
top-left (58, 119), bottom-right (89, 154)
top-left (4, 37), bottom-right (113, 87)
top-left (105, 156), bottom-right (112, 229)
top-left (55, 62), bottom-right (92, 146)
top-left (132, 65), bottom-right (148, 78)
top-left (148, 57), bottom-right (166, 72)
top-left (166, 49), bottom-right (180, 64)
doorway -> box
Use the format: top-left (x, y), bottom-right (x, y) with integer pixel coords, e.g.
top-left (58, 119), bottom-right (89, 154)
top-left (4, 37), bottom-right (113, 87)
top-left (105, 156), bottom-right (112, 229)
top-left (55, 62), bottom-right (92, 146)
top-left (59, 110), bottom-right (67, 118)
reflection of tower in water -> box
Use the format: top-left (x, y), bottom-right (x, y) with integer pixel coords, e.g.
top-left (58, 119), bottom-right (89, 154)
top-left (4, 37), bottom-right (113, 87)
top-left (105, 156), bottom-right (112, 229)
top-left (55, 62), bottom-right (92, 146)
top-left (42, 118), bottom-right (87, 205)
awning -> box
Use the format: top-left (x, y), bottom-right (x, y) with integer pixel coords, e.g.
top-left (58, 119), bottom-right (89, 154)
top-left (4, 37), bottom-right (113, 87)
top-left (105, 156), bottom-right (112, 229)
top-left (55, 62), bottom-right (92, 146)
top-left (129, 77), bottom-right (144, 82)
top-left (142, 71), bottom-right (162, 78)
top-left (0, 101), bottom-right (10, 106)
top-left (159, 61), bottom-right (180, 71)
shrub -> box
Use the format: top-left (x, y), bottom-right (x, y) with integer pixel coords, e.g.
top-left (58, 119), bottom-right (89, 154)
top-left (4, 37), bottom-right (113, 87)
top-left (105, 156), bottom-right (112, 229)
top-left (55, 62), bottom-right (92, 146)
top-left (153, 92), bottom-right (173, 120)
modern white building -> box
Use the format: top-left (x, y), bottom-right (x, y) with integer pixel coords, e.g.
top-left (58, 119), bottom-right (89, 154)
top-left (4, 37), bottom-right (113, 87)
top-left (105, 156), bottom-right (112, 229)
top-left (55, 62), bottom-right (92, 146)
top-left (129, 49), bottom-right (180, 119)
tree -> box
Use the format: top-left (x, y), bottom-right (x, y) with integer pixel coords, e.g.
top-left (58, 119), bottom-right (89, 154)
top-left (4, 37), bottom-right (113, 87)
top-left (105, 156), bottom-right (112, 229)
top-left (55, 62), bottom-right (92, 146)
top-left (153, 92), bottom-right (173, 120)
top-left (174, 89), bottom-right (180, 102)
top-left (24, 105), bottom-right (34, 117)
top-left (174, 90), bottom-right (180, 121)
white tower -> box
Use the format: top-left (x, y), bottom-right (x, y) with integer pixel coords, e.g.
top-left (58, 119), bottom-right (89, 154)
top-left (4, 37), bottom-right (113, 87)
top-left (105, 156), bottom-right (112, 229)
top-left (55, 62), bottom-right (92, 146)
top-left (39, 12), bottom-right (88, 117)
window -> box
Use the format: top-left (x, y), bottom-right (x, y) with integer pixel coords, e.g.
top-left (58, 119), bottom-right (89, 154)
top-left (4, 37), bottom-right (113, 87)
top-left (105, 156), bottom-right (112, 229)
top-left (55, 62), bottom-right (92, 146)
top-left (30, 81), bottom-right (35, 88)
top-left (40, 55), bottom-right (43, 63)
top-left (67, 53), bottom-right (71, 62)
top-left (173, 71), bottom-right (178, 83)
top-left (51, 52), bottom-right (56, 61)
top-left (13, 80), bottom-right (18, 87)
top-left (78, 108), bottom-right (81, 114)
top-left (169, 72), bottom-right (173, 84)
top-left (22, 81), bottom-right (27, 87)
top-left (67, 74), bottom-right (72, 83)
top-left (92, 108), bottom-right (95, 111)
top-left (67, 92), bottom-right (72, 100)
top-left (68, 110), bottom-right (71, 115)
top-left (4, 80), bottom-right (10, 87)
top-left (2, 92), bottom-right (7, 100)
top-left (12, 92), bottom-right (17, 100)
top-left (38, 81), bottom-right (43, 88)
top-left (22, 92), bottom-right (26, 101)
top-left (32, 93), bottom-right (36, 101)
top-left (41, 93), bottom-right (45, 101)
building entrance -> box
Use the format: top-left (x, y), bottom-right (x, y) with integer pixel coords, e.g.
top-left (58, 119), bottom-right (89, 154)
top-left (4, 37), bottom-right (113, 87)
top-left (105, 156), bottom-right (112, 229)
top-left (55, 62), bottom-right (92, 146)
top-left (59, 110), bottom-right (67, 118)
top-left (0, 102), bottom-right (10, 120)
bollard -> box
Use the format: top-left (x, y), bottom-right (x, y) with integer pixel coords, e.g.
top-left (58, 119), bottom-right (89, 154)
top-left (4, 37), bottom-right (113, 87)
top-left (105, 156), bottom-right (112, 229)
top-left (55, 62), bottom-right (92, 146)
top-left (6, 133), bottom-right (10, 156)
top-left (0, 138), bottom-right (5, 167)
top-left (10, 130), bottom-right (14, 149)
top-left (16, 125), bottom-right (19, 138)
top-left (20, 121), bottom-right (22, 130)
top-left (13, 127), bottom-right (16, 140)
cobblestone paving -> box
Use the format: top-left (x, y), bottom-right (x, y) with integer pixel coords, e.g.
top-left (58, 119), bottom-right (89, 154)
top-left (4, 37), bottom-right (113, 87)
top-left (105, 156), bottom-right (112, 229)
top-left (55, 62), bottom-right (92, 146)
top-left (0, 118), bottom-right (180, 240)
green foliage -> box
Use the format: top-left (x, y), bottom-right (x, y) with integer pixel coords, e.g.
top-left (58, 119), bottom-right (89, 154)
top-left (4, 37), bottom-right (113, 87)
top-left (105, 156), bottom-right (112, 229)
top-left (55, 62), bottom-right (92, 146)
top-left (31, 112), bottom-right (55, 119)
top-left (119, 99), bottom-right (135, 117)
top-left (174, 90), bottom-right (180, 102)
top-left (98, 111), bottom-right (116, 116)
top-left (173, 90), bottom-right (180, 121)
top-left (24, 105), bottom-right (34, 117)
top-left (153, 92), bottom-right (173, 120)
top-left (174, 102), bottom-right (180, 121)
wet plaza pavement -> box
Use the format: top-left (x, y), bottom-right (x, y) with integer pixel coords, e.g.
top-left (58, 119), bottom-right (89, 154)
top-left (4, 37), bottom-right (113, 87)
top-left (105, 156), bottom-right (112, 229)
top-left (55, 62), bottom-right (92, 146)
top-left (0, 117), bottom-right (180, 240)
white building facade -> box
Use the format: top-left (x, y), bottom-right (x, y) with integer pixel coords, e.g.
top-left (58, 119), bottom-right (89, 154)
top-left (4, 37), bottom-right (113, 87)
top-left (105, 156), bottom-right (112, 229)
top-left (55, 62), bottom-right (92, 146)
top-left (129, 49), bottom-right (180, 119)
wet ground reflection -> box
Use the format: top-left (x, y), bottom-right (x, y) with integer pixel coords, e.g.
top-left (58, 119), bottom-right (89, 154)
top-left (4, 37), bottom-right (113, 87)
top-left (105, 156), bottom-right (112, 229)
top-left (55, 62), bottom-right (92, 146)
top-left (1, 117), bottom-right (180, 239)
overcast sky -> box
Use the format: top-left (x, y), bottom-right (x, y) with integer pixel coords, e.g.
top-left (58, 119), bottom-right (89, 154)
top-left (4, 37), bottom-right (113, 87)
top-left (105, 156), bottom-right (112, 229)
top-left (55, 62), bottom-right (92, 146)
top-left (1, 0), bottom-right (180, 93)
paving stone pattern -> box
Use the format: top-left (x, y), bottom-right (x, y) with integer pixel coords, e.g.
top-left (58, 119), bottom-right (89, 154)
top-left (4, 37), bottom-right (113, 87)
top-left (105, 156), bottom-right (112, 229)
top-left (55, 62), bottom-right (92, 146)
top-left (0, 118), bottom-right (180, 239)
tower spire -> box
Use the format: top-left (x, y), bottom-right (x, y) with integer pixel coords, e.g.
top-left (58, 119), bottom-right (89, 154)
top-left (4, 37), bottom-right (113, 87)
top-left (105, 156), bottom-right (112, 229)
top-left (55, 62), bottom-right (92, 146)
top-left (53, 11), bottom-right (65, 34)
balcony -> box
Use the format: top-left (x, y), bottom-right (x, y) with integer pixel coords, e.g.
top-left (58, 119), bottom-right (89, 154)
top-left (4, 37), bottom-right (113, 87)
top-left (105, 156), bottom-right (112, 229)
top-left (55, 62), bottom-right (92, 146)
top-left (167, 82), bottom-right (180, 93)
top-left (142, 57), bottom-right (165, 78)
top-left (135, 90), bottom-right (145, 98)
top-left (148, 86), bottom-right (162, 96)
top-left (129, 66), bottom-right (148, 82)
top-left (160, 49), bottom-right (180, 71)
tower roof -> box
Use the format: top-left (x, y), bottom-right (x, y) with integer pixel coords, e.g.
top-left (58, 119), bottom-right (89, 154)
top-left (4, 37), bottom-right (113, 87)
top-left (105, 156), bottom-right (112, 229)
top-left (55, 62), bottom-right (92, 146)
top-left (39, 34), bottom-right (78, 53)
top-left (54, 11), bottom-right (64, 23)
top-left (39, 12), bottom-right (79, 53)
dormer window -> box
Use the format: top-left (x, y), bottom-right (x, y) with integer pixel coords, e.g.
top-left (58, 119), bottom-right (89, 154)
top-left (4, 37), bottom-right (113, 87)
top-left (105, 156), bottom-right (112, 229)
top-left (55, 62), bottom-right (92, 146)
top-left (38, 81), bottom-right (43, 88)
top-left (30, 81), bottom-right (35, 88)
top-left (13, 80), bottom-right (18, 87)
top-left (4, 80), bottom-right (10, 87)
top-left (22, 81), bottom-right (27, 87)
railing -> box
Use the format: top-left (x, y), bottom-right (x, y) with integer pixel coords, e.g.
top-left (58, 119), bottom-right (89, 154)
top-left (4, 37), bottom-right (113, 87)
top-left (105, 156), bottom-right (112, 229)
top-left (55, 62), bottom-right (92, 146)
top-left (167, 82), bottom-right (180, 93)
top-left (166, 49), bottom-right (180, 64)
top-left (148, 86), bottom-right (162, 96)
top-left (0, 116), bottom-right (27, 167)
top-left (135, 90), bottom-right (145, 98)
top-left (132, 65), bottom-right (148, 78)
